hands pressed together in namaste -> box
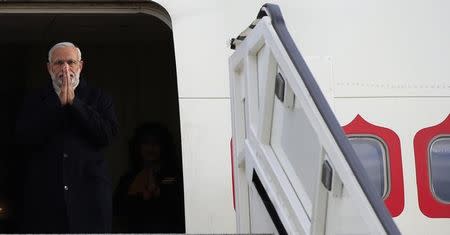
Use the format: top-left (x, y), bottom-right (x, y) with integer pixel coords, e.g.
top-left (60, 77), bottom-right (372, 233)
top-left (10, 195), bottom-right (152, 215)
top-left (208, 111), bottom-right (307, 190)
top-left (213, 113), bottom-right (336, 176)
top-left (59, 66), bottom-right (75, 106)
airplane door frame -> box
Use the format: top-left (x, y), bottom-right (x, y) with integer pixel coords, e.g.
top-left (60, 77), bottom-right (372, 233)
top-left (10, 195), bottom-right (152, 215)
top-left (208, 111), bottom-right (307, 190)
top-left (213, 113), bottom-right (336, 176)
top-left (0, 2), bottom-right (171, 27)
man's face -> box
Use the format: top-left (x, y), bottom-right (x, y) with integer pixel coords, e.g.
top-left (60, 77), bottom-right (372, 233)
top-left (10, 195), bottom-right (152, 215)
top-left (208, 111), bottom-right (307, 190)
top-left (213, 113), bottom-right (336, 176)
top-left (47, 46), bottom-right (83, 89)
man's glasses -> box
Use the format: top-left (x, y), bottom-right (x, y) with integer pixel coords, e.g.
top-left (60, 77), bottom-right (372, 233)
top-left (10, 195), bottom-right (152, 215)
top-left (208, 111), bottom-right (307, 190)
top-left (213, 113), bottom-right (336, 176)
top-left (52, 59), bottom-right (81, 67)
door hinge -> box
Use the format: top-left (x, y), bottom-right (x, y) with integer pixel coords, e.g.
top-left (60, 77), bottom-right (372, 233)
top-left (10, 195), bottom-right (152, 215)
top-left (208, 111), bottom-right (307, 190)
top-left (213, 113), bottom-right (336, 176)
top-left (321, 160), bottom-right (333, 191)
top-left (275, 72), bottom-right (285, 102)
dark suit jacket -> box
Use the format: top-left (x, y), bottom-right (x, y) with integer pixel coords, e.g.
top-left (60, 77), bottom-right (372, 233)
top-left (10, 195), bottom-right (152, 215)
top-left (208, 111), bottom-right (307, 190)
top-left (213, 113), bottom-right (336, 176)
top-left (15, 79), bottom-right (118, 233)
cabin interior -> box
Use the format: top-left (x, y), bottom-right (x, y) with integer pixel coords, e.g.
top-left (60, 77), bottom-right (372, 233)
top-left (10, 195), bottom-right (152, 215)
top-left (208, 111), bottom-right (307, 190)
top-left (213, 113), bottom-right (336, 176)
top-left (0, 12), bottom-right (185, 233)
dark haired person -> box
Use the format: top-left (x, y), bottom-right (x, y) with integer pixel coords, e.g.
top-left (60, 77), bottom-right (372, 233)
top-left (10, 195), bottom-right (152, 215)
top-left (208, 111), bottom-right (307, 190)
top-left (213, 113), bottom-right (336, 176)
top-left (114, 123), bottom-right (183, 233)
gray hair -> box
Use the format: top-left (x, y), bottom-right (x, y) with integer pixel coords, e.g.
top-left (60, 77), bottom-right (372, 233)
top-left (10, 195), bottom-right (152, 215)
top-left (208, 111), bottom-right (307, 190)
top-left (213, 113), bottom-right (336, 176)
top-left (48, 42), bottom-right (82, 62)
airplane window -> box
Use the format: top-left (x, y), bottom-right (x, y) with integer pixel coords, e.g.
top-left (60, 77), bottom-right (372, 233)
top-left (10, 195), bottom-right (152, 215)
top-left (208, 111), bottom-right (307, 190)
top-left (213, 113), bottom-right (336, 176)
top-left (429, 137), bottom-right (450, 203)
top-left (349, 137), bottom-right (388, 198)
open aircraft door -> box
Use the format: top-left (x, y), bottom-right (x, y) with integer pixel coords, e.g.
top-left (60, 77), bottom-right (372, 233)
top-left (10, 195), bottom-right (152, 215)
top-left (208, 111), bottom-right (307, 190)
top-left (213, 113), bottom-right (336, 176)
top-left (229, 4), bottom-right (401, 235)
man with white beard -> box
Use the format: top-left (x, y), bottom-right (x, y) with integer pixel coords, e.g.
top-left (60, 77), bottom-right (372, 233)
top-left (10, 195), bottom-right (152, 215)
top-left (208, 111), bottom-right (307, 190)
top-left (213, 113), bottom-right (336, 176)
top-left (15, 42), bottom-right (118, 233)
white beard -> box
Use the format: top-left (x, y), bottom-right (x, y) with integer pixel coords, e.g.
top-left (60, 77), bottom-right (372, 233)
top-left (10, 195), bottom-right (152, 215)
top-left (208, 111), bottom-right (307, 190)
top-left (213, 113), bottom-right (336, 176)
top-left (50, 71), bottom-right (80, 95)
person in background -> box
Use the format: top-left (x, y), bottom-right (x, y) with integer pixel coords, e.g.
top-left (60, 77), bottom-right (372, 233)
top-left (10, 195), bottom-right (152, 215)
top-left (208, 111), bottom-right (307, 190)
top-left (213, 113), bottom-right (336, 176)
top-left (114, 123), bottom-right (184, 233)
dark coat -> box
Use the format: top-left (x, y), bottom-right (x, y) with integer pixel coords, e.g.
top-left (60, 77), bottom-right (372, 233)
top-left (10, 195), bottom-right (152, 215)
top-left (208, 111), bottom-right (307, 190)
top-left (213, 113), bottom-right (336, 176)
top-left (15, 79), bottom-right (118, 233)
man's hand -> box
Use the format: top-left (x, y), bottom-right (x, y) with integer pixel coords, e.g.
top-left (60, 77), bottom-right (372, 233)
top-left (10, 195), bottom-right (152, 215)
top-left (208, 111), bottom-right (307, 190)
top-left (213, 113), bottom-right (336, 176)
top-left (59, 67), bottom-right (75, 106)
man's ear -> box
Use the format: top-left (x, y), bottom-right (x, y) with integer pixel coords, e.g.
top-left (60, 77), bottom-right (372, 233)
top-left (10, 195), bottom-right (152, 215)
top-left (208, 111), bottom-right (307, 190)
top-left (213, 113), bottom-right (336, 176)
top-left (79, 60), bottom-right (84, 71)
top-left (47, 62), bottom-right (52, 74)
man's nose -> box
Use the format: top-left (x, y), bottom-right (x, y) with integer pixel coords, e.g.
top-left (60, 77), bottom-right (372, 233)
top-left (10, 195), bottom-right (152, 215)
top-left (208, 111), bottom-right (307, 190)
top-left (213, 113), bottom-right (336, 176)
top-left (60, 64), bottom-right (72, 74)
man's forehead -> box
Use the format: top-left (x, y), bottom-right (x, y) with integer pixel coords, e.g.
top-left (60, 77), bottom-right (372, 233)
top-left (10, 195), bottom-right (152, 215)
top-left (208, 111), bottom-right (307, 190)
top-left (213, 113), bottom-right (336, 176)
top-left (51, 47), bottom-right (78, 59)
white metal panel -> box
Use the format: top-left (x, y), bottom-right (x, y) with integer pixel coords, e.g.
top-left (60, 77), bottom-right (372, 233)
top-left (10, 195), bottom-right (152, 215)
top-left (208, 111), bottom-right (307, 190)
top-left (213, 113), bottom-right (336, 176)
top-left (334, 82), bottom-right (450, 98)
top-left (271, 93), bottom-right (321, 217)
top-left (328, 1), bottom-right (450, 98)
top-left (178, 98), bottom-right (235, 233)
top-left (249, 184), bottom-right (278, 234)
top-left (229, 55), bottom-right (251, 233)
top-left (155, 0), bottom-right (231, 98)
top-left (304, 56), bottom-right (333, 107)
top-left (325, 165), bottom-right (372, 235)
top-left (259, 0), bottom-right (450, 98)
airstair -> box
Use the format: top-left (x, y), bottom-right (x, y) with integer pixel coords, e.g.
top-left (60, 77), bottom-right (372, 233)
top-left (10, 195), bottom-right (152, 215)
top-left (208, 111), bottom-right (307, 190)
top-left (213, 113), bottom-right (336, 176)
top-left (229, 4), bottom-right (400, 235)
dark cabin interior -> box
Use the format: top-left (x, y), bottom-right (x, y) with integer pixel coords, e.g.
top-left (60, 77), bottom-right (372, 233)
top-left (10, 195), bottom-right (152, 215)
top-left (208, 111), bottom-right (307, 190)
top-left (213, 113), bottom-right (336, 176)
top-left (0, 13), bottom-right (185, 233)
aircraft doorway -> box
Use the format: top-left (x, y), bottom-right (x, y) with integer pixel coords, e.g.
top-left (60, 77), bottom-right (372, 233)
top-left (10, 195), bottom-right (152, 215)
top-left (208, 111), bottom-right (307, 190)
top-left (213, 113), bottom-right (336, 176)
top-left (0, 7), bottom-right (185, 234)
